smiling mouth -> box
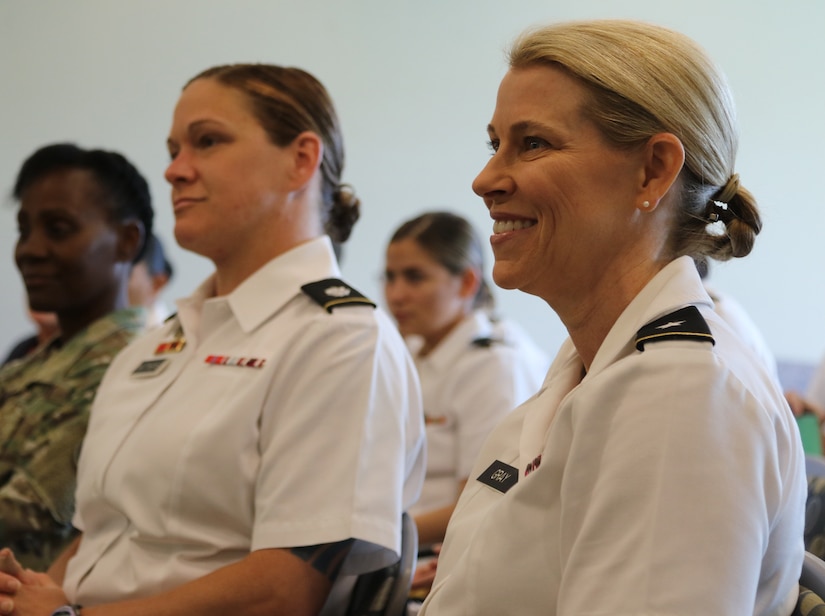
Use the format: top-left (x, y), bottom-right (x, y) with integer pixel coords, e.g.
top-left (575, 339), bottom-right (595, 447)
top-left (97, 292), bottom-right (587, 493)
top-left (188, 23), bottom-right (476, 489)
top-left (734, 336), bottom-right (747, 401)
top-left (492, 219), bottom-right (537, 234)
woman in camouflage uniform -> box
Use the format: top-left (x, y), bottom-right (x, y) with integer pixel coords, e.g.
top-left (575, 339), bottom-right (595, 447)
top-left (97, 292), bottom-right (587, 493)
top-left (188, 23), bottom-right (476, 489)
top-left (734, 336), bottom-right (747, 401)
top-left (0, 143), bottom-right (154, 569)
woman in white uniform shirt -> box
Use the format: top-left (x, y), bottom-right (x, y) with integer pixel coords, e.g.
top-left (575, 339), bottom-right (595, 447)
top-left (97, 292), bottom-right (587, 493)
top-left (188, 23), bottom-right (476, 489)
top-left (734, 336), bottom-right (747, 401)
top-left (419, 21), bottom-right (805, 616)
top-left (384, 211), bottom-right (547, 549)
top-left (0, 64), bottom-right (425, 616)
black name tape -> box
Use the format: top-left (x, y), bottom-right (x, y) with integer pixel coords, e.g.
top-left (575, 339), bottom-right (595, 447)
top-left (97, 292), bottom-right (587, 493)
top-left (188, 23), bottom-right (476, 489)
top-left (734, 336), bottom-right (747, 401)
top-left (477, 460), bottom-right (519, 494)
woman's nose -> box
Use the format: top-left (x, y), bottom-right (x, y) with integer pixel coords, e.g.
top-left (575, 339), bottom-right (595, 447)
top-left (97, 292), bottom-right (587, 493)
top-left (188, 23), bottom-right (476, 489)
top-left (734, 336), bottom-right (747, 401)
top-left (15, 227), bottom-right (48, 262)
top-left (384, 279), bottom-right (406, 305)
top-left (472, 156), bottom-right (514, 205)
top-left (164, 150), bottom-right (195, 185)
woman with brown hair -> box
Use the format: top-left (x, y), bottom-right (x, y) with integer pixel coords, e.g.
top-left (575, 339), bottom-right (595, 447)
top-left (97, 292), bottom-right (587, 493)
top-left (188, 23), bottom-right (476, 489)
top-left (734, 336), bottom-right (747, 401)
top-left (0, 64), bottom-right (424, 616)
top-left (384, 211), bottom-right (547, 546)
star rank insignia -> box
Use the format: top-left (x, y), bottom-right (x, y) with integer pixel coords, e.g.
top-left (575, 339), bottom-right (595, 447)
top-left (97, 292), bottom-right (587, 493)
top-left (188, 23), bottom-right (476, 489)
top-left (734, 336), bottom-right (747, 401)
top-left (471, 336), bottom-right (505, 348)
top-left (301, 278), bottom-right (376, 313)
top-left (635, 305), bottom-right (715, 351)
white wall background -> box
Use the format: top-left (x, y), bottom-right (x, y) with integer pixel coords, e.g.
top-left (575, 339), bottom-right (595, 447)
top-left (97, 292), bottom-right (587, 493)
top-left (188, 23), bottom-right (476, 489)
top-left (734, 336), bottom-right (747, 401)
top-left (1, 0), bottom-right (823, 365)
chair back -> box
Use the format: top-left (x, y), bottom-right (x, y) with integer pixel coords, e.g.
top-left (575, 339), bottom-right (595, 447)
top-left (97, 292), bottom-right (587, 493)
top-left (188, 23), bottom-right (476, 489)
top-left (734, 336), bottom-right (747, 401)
top-left (807, 477), bottom-right (825, 560)
top-left (346, 512), bottom-right (418, 616)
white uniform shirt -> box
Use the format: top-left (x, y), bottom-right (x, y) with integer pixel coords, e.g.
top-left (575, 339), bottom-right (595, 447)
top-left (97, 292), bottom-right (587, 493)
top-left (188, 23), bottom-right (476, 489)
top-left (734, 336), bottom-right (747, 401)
top-left (421, 256), bottom-right (805, 616)
top-left (409, 311), bottom-right (548, 514)
top-left (64, 236), bottom-right (426, 609)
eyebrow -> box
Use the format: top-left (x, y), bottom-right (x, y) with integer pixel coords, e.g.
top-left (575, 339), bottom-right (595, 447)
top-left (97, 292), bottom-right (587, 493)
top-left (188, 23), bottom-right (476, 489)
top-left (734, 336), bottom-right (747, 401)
top-left (487, 119), bottom-right (550, 134)
top-left (17, 205), bottom-right (74, 220)
top-left (513, 120), bottom-right (554, 134)
top-left (167, 119), bottom-right (225, 149)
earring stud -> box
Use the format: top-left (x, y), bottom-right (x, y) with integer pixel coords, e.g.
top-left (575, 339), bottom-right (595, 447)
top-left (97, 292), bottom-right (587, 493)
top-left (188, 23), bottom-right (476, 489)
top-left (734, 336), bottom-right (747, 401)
top-left (641, 200), bottom-right (651, 209)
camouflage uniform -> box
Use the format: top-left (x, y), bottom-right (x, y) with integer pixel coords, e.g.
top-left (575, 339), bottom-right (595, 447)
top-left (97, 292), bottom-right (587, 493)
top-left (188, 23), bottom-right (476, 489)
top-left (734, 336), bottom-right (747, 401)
top-left (0, 307), bottom-right (145, 570)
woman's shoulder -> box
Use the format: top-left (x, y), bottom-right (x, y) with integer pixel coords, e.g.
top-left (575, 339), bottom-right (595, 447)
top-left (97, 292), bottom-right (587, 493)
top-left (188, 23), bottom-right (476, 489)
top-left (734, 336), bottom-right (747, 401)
top-left (289, 280), bottom-right (408, 360)
top-left (587, 305), bottom-right (788, 433)
top-left (299, 277), bottom-right (377, 316)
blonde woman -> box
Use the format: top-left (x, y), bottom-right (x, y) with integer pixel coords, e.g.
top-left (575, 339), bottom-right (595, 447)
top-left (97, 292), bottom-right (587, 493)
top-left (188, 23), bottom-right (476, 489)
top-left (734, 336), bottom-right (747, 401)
top-left (420, 20), bottom-right (804, 615)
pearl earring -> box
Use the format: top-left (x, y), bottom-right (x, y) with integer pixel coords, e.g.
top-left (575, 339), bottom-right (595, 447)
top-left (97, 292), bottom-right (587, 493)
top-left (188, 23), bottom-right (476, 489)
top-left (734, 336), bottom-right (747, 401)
top-left (641, 200), bottom-right (651, 209)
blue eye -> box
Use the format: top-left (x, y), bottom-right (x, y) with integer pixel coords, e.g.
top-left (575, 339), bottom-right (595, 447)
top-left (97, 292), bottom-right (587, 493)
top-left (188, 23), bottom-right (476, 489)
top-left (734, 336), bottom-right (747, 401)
top-left (525, 137), bottom-right (546, 150)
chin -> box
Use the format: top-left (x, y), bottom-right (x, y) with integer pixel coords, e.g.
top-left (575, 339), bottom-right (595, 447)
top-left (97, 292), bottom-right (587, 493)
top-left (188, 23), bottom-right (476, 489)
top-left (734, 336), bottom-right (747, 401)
top-left (397, 324), bottom-right (417, 339)
top-left (26, 298), bottom-right (57, 313)
top-left (491, 264), bottom-right (521, 291)
top-left (173, 226), bottom-right (204, 256)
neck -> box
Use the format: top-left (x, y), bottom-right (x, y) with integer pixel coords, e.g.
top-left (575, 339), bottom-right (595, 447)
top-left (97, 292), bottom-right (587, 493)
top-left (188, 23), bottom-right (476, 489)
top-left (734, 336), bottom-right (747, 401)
top-left (38, 327), bottom-right (58, 345)
top-left (212, 233), bottom-right (319, 297)
top-left (212, 196), bottom-right (322, 297)
top-left (58, 286), bottom-right (130, 343)
top-left (418, 311), bottom-right (470, 358)
top-left (555, 257), bottom-right (666, 370)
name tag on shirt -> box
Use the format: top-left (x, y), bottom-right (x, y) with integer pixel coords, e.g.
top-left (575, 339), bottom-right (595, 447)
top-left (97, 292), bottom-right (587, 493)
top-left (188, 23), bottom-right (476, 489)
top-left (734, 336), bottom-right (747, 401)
top-left (131, 358), bottom-right (170, 378)
top-left (477, 460), bottom-right (519, 494)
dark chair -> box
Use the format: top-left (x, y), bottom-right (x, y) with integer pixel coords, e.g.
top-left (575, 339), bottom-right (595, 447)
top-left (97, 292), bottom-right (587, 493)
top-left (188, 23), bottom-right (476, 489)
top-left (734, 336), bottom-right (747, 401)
top-left (806, 476), bottom-right (825, 560)
top-left (795, 552), bottom-right (825, 616)
top-left (802, 552), bottom-right (825, 602)
top-left (346, 512), bottom-right (418, 616)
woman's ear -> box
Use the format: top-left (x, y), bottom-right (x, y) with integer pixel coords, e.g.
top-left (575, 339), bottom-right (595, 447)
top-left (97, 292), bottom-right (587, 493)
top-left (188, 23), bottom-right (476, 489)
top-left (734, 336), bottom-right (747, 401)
top-left (459, 267), bottom-right (482, 301)
top-left (151, 271), bottom-right (171, 293)
top-left (287, 131), bottom-right (323, 191)
top-left (116, 220), bottom-right (144, 264)
top-left (639, 132), bottom-right (685, 210)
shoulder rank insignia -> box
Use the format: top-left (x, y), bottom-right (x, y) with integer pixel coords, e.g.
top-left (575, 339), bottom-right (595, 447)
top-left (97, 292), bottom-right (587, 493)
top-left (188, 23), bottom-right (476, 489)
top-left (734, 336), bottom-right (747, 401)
top-left (635, 305), bottom-right (714, 351)
top-left (472, 336), bottom-right (504, 348)
top-left (301, 278), bottom-right (376, 313)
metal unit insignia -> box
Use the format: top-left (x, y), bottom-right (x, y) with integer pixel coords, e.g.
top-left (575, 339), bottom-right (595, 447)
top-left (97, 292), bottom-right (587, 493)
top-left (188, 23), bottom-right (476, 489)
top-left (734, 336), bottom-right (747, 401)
top-left (155, 339), bottom-right (186, 354)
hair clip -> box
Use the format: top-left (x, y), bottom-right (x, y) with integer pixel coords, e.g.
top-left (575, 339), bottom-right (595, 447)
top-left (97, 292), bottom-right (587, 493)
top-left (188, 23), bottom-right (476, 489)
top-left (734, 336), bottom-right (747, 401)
top-left (707, 201), bottom-right (728, 223)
